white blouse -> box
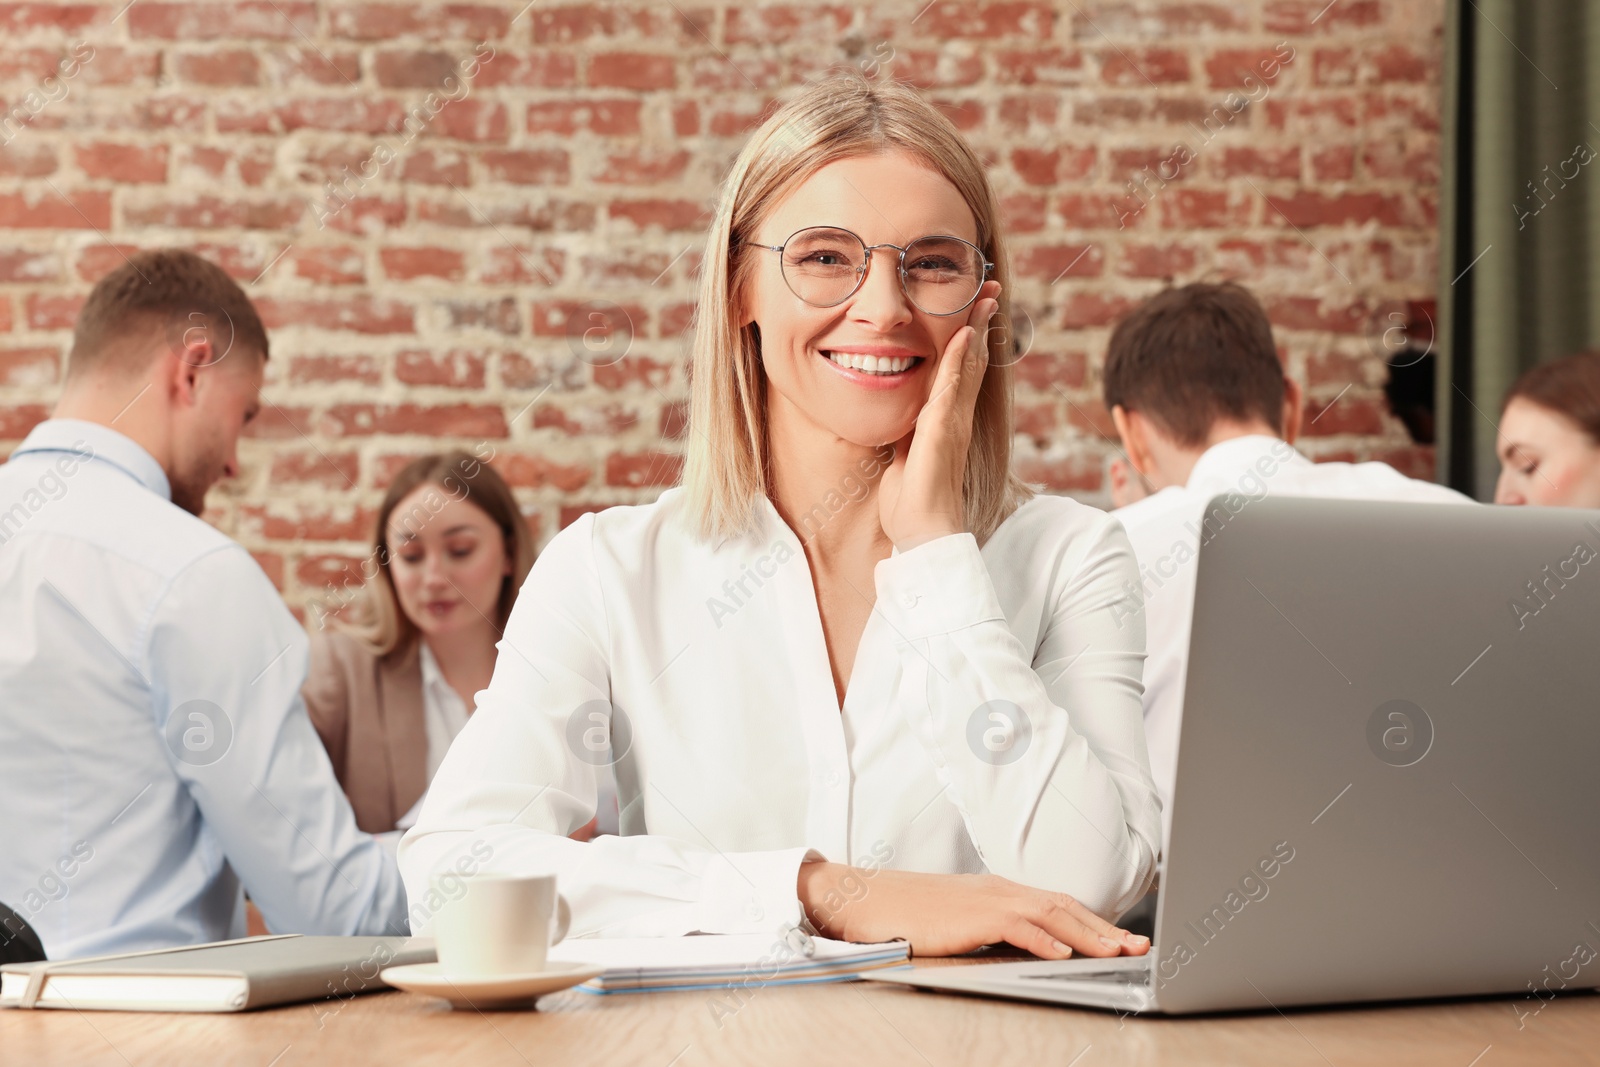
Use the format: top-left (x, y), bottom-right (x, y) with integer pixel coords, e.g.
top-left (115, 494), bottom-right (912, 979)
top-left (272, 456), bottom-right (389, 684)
top-left (398, 487), bottom-right (1161, 938)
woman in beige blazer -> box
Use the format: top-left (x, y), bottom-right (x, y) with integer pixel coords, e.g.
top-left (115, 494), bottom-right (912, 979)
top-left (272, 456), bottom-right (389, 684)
top-left (303, 450), bottom-right (536, 834)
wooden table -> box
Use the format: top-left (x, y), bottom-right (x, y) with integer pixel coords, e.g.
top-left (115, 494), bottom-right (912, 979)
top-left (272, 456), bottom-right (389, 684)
top-left (4, 958), bottom-right (1597, 1066)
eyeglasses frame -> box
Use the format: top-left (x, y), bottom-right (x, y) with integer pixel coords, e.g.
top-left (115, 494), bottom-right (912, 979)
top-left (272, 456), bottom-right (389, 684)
top-left (745, 225), bottom-right (995, 317)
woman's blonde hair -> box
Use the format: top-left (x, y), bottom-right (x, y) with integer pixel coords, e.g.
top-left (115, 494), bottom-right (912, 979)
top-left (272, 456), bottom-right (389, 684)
top-left (334, 451), bottom-right (536, 659)
top-left (680, 70), bottom-right (1033, 545)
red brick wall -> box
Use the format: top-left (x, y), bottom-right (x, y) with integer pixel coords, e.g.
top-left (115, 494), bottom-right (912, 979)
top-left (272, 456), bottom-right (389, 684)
top-left (0, 1), bottom-right (1445, 615)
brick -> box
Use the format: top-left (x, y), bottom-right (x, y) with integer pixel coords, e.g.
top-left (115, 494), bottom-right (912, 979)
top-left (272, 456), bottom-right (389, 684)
top-left (290, 246), bottom-right (367, 286)
top-left (531, 5), bottom-right (712, 42)
top-left (1211, 145), bottom-right (1301, 180)
top-left (129, 2), bottom-right (318, 40)
top-left (0, 403), bottom-right (49, 439)
top-left (321, 403), bottom-right (509, 438)
top-left (0, 190), bottom-right (111, 230)
top-left (724, 5), bottom-right (852, 45)
top-left (1013, 243), bottom-right (1104, 282)
top-left (1117, 242), bottom-right (1199, 278)
top-left (1264, 191), bottom-right (1408, 228)
top-left (607, 198), bottom-right (708, 232)
top-left (0, 248), bottom-right (61, 283)
top-left (494, 453), bottom-right (593, 492)
top-left (170, 48), bottom-right (263, 86)
top-left (257, 296), bottom-right (416, 334)
top-left (1013, 454), bottom-right (1100, 492)
top-left (481, 148), bottom-right (571, 185)
top-left (1012, 351), bottom-right (1087, 391)
top-left (295, 554), bottom-right (369, 590)
top-left (0, 143), bottom-right (56, 178)
top-left (381, 247), bottom-right (467, 281)
top-left (1059, 292), bottom-right (1141, 329)
top-left (288, 354), bottom-right (383, 385)
top-left (241, 503), bottom-right (378, 542)
top-left (594, 147), bottom-right (690, 185)
top-left (24, 293), bottom-right (82, 330)
top-left (479, 245), bottom-right (565, 286)
top-left (526, 98), bottom-right (642, 135)
top-left (329, 4), bottom-right (512, 40)
top-left (395, 348), bottom-right (487, 388)
top-left (400, 149), bottom-right (470, 185)
top-left (589, 52), bottom-right (676, 90)
top-left (441, 297), bottom-right (520, 335)
top-left (473, 52), bottom-right (579, 89)
top-left (74, 142), bottom-right (168, 183)
top-left (1204, 47), bottom-right (1298, 89)
top-left (917, 2), bottom-right (1057, 39)
top-left (273, 447), bottom-right (364, 489)
top-left (0, 5), bottom-right (101, 33)
top-left (533, 402), bottom-right (640, 436)
top-left (1301, 392), bottom-right (1386, 436)
top-left (1072, 3), bottom-right (1247, 38)
top-left (1160, 188), bottom-right (1253, 228)
top-left (605, 449), bottom-right (683, 488)
top-left (994, 47), bottom-right (1086, 86)
top-left (1264, 0), bottom-right (1382, 36)
top-left (0, 345), bottom-right (59, 387)
top-left (1099, 47), bottom-right (1190, 86)
top-left (123, 194), bottom-right (303, 230)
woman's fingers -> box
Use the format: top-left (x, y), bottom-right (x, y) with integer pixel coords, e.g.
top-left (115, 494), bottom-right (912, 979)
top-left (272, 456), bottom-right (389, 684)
top-left (1008, 918), bottom-right (1075, 961)
top-left (1054, 893), bottom-right (1152, 954)
top-left (1023, 898), bottom-right (1124, 957)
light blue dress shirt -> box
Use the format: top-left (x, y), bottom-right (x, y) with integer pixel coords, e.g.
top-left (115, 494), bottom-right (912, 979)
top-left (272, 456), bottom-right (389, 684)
top-left (0, 419), bottom-right (408, 959)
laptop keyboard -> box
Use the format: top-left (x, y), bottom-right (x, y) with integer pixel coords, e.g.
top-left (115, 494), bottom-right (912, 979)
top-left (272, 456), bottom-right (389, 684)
top-left (1021, 959), bottom-right (1153, 985)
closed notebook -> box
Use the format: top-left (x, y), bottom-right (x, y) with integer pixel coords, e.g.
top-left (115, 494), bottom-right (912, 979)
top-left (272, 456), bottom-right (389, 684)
top-left (0, 934), bottom-right (434, 1013)
top-left (547, 933), bottom-right (909, 993)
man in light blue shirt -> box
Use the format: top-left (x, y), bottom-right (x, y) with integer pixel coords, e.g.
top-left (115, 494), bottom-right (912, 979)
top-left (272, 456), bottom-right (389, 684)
top-left (0, 249), bottom-right (408, 959)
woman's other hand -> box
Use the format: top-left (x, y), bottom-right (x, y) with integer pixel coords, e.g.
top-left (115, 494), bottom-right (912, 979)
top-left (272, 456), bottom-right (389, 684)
top-left (877, 281), bottom-right (1001, 551)
top-left (797, 860), bottom-right (1150, 959)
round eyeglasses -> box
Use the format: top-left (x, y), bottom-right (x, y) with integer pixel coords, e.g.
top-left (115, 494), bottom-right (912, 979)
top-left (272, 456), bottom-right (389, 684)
top-left (747, 226), bottom-right (993, 317)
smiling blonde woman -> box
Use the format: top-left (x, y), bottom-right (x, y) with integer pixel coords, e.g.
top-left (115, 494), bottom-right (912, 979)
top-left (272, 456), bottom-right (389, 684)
top-left (399, 71), bottom-right (1160, 960)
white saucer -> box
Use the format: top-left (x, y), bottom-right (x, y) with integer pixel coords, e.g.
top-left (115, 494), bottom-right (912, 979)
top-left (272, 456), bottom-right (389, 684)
top-left (380, 961), bottom-right (606, 1010)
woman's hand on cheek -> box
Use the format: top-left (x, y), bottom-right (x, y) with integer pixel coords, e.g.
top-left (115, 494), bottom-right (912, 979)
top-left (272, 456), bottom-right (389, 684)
top-left (877, 280), bottom-right (1001, 552)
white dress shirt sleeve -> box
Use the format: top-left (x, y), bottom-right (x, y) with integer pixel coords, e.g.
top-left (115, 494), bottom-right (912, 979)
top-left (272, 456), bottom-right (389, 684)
top-left (146, 546), bottom-right (410, 936)
top-left (398, 515), bottom-right (818, 939)
top-left (872, 517), bottom-right (1161, 919)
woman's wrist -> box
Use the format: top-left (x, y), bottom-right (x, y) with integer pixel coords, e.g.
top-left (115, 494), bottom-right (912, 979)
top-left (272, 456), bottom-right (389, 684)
top-left (796, 860), bottom-right (853, 940)
top-left (892, 524), bottom-right (964, 553)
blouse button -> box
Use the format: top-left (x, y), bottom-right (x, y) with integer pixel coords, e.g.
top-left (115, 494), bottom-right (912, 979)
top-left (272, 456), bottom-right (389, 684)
top-left (825, 770), bottom-right (842, 787)
top-left (901, 590), bottom-right (918, 607)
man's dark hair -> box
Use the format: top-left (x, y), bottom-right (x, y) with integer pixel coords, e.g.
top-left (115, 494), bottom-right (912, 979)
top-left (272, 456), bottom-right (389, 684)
top-left (67, 249), bottom-right (269, 378)
top-left (1102, 281), bottom-right (1285, 448)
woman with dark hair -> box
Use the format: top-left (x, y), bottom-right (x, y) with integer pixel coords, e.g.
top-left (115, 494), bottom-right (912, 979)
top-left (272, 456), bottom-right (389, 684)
top-left (302, 451), bottom-right (537, 834)
top-left (1496, 351), bottom-right (1600, 508)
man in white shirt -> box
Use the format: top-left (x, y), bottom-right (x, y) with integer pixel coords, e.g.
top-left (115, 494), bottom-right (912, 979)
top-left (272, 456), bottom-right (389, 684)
top-left (0, 249), bottom-right (408, 959)
top-left (1102, 282), bottom-right (1471, 848)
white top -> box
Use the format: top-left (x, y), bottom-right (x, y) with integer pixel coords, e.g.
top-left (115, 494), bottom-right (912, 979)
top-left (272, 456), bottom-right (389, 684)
top-left (393, 643), bottom-right (475, 832)
top-left (399, 487), bottom-right (1161, 938)
top-left (418, 642), bottom-right (472, 782)
top-left (1113, 435), bottom-right (1473, 847)
top-left (0, 419), bottom-right (408, 958)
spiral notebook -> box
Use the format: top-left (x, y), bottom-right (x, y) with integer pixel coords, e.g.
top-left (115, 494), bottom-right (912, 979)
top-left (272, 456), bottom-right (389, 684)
top-left (547, 933), bottom-right (910, 994)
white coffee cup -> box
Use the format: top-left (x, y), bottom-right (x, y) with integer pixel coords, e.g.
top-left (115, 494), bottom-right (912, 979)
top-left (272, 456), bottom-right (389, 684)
top-left (430, 872), bottom-right (572, 977)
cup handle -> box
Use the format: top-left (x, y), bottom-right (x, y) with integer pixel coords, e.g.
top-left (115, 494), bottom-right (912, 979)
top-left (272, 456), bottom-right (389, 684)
top-left (551, 894), bottom-right (572, 946)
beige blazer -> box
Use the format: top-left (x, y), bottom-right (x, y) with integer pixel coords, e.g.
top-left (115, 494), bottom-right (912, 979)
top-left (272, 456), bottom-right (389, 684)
top-left (302, 630), bottom-right (428, 834)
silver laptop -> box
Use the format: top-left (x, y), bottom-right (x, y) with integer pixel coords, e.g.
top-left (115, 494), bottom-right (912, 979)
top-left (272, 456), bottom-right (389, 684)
top-left (867, 496), bottom-right (1600, 1014)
